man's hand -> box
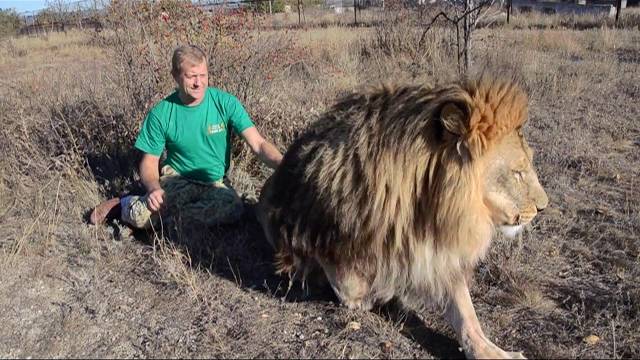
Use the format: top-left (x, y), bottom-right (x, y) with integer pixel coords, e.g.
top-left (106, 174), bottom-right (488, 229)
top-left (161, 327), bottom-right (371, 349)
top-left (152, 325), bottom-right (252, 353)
top-left (139, 153), bottom-right (164, 212)
top-left (241, 127), bottom-right (283, 169)
top-left (146, 188), bottom-right (165, 212)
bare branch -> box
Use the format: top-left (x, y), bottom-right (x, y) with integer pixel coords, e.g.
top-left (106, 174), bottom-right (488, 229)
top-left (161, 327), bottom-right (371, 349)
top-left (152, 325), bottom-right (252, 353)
top-left (417, 11), bottom-right (457, 48)
top-left (418, 0), bottom-right (493, 49)
top-left (418, 0), bottom-right (495, 73)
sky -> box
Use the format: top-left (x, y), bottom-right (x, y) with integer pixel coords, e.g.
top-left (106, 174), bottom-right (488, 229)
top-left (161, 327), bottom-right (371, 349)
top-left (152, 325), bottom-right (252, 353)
top-left (0, 0), bottom-right (93, 14)
top-left (0, 1), bottom-right (82, 14)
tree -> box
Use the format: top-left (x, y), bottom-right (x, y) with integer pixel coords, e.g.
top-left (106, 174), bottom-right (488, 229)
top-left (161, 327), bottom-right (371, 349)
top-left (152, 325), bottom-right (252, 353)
top-left (46, 0), bottom-right (74, 32)
top-left (419, 0), bottom-right (497, 73)
top-left (0, 8), bottom-right (22, 38)
top-left (459, 0), bottom-right (497, 70)
top-left (252, 0), bottom-right (286, 13)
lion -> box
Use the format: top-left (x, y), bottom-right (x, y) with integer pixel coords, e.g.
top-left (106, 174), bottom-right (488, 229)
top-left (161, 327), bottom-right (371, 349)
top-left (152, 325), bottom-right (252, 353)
top-left (256, 74), bottom-right (549, 359)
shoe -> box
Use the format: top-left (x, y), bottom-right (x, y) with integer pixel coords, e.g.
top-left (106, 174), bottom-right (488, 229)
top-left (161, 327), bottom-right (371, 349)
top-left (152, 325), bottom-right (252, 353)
top-left (90, 197), bottom-right (121, 225)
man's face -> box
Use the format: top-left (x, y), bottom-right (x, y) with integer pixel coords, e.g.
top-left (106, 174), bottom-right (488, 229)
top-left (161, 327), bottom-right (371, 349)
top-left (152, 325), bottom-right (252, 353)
top-left (174, 60), bottom-right (208, 104)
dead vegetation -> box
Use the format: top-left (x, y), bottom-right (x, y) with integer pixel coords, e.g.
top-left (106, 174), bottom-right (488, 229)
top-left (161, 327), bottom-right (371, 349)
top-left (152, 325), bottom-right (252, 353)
top-left (0, 1), bottom-right (639, 358)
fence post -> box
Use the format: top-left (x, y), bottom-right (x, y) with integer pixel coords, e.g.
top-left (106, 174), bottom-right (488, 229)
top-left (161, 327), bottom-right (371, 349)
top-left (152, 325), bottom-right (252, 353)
top-left (298, 0), bottom-right (301, 25)
top-left (507, 0), bottom-right (511, 24)
top-left (615, 0), bottom-right (622, 24)
top-left (354, 0), bottom-right (358, 26)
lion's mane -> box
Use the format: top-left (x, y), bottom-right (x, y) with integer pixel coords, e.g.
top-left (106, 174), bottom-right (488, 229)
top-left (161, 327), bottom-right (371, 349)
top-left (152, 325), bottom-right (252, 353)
top-left (262, 74), bottom-right (528, 305)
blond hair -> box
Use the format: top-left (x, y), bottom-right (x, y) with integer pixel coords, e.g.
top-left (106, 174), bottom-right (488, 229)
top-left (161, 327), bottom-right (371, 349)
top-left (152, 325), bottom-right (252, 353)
top-left (171, 45), bottom-right (206, 75)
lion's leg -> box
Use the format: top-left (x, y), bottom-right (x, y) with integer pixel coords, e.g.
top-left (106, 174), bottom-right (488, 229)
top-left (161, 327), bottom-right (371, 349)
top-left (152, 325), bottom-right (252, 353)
top-left (319, 260), bottom-right (372, 311)
top-left (444, 281), bottom-right (525, 359)
top-left (256, 176), bottom-right (276, 250)
top-left (255, 203), bottom-right (276, 250)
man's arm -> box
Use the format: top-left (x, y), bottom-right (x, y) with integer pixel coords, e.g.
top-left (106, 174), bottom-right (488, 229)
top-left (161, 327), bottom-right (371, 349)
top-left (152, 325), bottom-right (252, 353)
top-left (240, 127), bottom-right (283, 170)
top-left (139, 153), bottom-right (165, 212)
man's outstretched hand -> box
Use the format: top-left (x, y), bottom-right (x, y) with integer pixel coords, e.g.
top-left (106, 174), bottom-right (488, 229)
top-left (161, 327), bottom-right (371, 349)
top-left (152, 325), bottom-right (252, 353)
top-left (146, 188), bottom-right (165, 212)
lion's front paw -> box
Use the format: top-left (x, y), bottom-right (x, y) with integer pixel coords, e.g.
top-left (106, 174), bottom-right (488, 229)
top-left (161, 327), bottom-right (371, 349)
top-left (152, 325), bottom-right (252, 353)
top-left (466, 340), bottom-right (527, 359)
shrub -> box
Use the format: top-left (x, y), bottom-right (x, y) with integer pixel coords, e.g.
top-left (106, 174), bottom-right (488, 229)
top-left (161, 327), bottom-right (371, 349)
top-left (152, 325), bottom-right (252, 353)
top-left (0, 8), bottom-right (21, 38)
top-left (362, 8), bottom-right (456, 80)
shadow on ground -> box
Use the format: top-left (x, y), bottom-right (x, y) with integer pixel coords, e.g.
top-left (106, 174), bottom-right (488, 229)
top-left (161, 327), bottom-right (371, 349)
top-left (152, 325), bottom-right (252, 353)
top-left (87, 153), bottom-right (463, 358)
top-left (379, 300), bottom-right (464, 359)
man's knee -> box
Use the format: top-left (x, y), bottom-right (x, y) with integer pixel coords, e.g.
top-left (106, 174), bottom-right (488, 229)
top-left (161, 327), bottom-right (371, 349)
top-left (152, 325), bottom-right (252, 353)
top-left (121, 195), bottom-right (155, 229)
top-left (203, 184), bottom-right (244, 224)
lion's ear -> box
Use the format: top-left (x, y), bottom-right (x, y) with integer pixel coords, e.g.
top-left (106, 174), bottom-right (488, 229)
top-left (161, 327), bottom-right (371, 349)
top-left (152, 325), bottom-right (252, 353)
top-left (440, 102), bottom-right (467, 136)
top-left (440, 102), bottom-right (473, 162)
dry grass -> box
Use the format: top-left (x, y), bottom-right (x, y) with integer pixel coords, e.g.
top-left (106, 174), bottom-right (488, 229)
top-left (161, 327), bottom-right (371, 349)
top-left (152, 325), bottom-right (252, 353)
top-left (0, 3), bottom-right (639, 358)
top-left (505, 6), bottom-right (640, 30)
top-left (264, 7), bottom-right (383, 28)
top-left (0, 31), bottom-right (105, 75)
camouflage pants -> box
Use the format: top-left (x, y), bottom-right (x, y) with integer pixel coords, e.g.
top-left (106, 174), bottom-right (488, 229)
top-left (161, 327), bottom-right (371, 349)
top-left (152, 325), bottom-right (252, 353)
top-left (121, 166), bottom-right (243, 230)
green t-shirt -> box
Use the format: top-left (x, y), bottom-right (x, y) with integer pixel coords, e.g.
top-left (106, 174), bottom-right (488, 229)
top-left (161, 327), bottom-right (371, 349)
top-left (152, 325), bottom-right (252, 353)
top-left (134, 87), bottom-right (254, 183)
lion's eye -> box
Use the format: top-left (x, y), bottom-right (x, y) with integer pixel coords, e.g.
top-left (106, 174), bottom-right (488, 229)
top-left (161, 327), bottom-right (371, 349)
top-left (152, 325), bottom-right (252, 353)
top-left (513, 170), bottom-right (525, 182)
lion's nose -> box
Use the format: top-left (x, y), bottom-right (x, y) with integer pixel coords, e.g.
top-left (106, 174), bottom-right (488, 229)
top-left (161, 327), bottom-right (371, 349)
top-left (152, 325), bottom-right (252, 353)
top-left (535, 190), bottom-right (549, 212)
top-left (536, 196), bottom-right (548, 212)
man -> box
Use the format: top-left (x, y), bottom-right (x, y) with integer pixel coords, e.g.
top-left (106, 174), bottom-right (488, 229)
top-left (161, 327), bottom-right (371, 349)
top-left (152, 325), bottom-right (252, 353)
top-left (90, 45), bottom-right (283, 228)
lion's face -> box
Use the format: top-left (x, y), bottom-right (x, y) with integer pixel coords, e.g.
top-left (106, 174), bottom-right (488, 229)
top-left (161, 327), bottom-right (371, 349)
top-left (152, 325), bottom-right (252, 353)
top-left (482, 129), bottom-right (548, 237)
